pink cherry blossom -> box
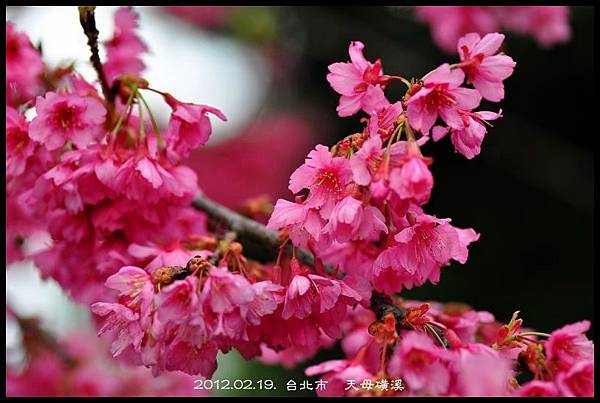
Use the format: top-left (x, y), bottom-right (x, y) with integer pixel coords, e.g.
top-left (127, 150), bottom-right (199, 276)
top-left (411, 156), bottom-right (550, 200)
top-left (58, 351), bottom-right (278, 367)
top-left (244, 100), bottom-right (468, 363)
top-left (367, 86), bottom-right (404, 138)
top-left (372, 213), bottom-right (479, 294)
top-left (103, 7), bottom-right (148, 83)
top-left (306, 359), bottom-right (374, 397)
top-left (545, 320), bottom-right (594, 371)
top-left (497, 6), bottom-right (571, 48)
top-left (432, 110), bottom-right (502, 159)
top-left (164, 94), bottom-right (227, 161)
top-left (321, 196), bottom-right (387, 243)
top-left (327, 41), bottom-right (394, 117)
top-left (6, 106), bottom-right (36, 177)
top-left (555, 359), bottom-right (594, 397)
top-left (515, 381), bottom-right (560, 397)
top-left (449, 345), bottom-right (513, 396)
top-left (388, 331), bottom-right (451, 395)
top-left (288, 144), bottom-right (352, 215)
top-left (416, 7), bottom-right (499, 54)
top-left (29, 92), bottom-right (106, 150)
top-left (91, 302), bottom-right (145, 357)
top-left (96, 151), bottom-right (199, 204)
top-left (457, 32), bottom-right (516, 102)
top-left (266, 199), bottom-right (326, 247)
top-left (389, 156), bottom-right (434, 205)
top-left (155, 276), bottom-right (201, 325)
top-left (282, 272), bottom-right (362, 339)
top-left (5, 22), bottom-right (44, 107)
top-left (406, 64), bottom-right (481, 134)
top-left (350, 135), bottom-right (383, 186)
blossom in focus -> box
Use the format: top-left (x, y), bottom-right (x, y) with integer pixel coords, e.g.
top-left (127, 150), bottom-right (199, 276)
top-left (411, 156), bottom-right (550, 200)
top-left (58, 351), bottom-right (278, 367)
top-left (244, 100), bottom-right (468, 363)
top-left (456, 32), bottom-right (516, 102)
top-left (406, 64), bottom-right (481, 134)
top-left (29, 92), bottom-right (106, 150)
top-left (327, 41), bottom-right (394, 117)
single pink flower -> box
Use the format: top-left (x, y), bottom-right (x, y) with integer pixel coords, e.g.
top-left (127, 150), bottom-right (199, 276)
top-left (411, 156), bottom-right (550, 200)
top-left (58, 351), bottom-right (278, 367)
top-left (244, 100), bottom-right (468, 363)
top-left (432, 110), bottom-right (502, 159)
top-left (350, 135), bottom-right (383, 186)
top-left (6, 106), bottom-right (36, 176)
top-left (91, 302), bottom-right (145, 357)
top-left (267, 199), bottom-right (326, 247)
top-left (515, 380), bottom-right (560, 397)
top-left (457, 32), bottom-right (516, 102)
top-left (245, 281), bottom-right (284, 326)
top-left (555, 359), bottom-right (594, 397)
top-left (449, 344), bottom-right (513, 396)
top-left (389, 157), bottom-right (434, 205)
top-left (288, 144), bottom-right (352, 215)
top-left (327, 41), bottom-right (394, 117)
top-left (305, 359), bottom-right (374, 397)
top-left (321, 196), bottom-right (387, 243)
top-left (388, 331), bottom-right (452, 395)
top-left (202, 266), bottom-right (255, 315)
top-left (155, 276), bottom-right (201, 325)
top-left (103, 7), bottom-right (148, 83)
top-left (366, 90), bottom-right (404, 139)
top-left (415, 6), bottom-right (499, 54)
top-left (29, 92), bottom-right (106, 150)
top-left (372, 213), bottom-right (479, 293)
top-left (406, 64), bottom-right (481, 134)
top-left (5, 22), bottom-right (44, 106)
top-left (104, 266), bottom-right (155, 316)
top-left (164, 94), bottom-right (227, 160)
top-left (545, 320), bottom-right (594, 371)
top-left (164, 341), bottom-right (219, 378)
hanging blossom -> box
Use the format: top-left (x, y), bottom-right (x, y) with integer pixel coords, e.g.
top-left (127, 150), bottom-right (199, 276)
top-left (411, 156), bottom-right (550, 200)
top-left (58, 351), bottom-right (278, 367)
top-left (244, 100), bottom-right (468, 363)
top-left (6, 23), bottom-right (45, 107)
top-left (414, 6), bottom-right (571, 54)
top-left (305, 303), bottom-right (593, 397)
top-left (5, 8), bottom-right (225, 306)
top-left (5, 323), bottom-right (210, 397)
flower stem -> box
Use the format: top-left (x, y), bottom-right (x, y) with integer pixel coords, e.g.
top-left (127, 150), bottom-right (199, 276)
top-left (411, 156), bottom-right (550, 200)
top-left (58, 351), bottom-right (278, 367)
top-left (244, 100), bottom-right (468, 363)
top-left (517, 331), bottom-right (551, 339)
top-left (136, 89), bottom-right (164, 149)
top-left (110, 87), bottom-right (136, 137)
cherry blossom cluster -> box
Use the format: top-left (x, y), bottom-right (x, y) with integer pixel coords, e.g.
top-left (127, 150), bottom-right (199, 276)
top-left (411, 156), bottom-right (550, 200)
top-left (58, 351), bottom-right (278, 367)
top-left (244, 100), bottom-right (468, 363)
top-left (305, 301), bottom-right (594, 397)
top-left (6, 8), bottom-right (225, 303)
top-left (6, 314), bottom-right (208, 397)
top-left (415, 6), bottom-right (571, 53)
top-left (269, 34), bottom-right (514, 300)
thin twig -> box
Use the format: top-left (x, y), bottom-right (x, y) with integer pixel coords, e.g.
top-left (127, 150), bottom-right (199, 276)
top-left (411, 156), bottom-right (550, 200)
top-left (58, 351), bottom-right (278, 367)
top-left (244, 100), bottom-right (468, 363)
top-left (78, 6), bottom-right (114, 109)
top-left (12, 313), bottom-right (77, 367)
top-left (192, 194), bottom-right (315, 268)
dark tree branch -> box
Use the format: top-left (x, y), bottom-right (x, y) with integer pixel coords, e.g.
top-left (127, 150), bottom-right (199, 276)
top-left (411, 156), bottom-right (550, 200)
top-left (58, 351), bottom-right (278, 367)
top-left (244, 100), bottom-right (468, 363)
top-left (13, 313), bottom-right (77, 367)
top-left (192, 194), bottom-right (316, 269)
top-left (192, 193), bottom-right (449, 348)
top-left (78, 6), bottom-right (114, 108)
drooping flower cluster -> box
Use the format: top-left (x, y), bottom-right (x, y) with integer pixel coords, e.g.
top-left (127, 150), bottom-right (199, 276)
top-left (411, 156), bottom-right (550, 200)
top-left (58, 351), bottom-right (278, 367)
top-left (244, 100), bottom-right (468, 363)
top-left (305, 301), bottom-right (594, 397)
top-left (6, 322), bottom-right (209, 397)
top-left (5, 8), bottom-right (225, 304)
top-left (269, 36), bottom-right (514, 299)
top-left (415, 6), bottom-right (571, 53)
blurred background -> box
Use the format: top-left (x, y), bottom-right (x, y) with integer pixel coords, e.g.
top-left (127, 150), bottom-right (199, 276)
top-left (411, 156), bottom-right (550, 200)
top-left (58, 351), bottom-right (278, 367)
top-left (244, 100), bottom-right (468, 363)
top-left (6, 6), bottom-right (594, 397)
